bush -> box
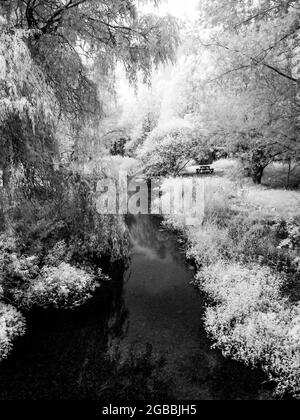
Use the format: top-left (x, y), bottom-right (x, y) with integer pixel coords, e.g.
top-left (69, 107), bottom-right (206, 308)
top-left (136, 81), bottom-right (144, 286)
top-left (0, 235), bottom-right (104, 311)
top-left (0, 303), bottom-right (26, 360)
top-left (139, 119), bottom-right (207, 177)
top-left (43, 241), bottom-right (70, 267)
top-left (278, 219), bottom-right (300, 250)
top-left (0, 233), bottom-right (17, 253)
top-left (0, 249), bottom-right (40, 292)
top-left (0, 232), bottom-right (41, 295)
top-left (13, 263), bottom-right (102, 310)
top-left (187, 223), bottom-right (232, 268)
top-left (203, 177), bottom-right (235, 223)
top-left (197, 262), bottom-right (300, 398)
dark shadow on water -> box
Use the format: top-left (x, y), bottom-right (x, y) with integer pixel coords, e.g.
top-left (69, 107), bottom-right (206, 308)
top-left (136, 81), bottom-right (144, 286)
top-left (0, 215), bottom-right (275, 400)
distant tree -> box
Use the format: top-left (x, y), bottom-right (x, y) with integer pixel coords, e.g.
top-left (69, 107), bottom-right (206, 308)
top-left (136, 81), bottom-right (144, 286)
top-left (169, 1), bottom-right (300, 184)
top-left (139, 119), bottom-right (209, 177)
top-left (200, 0), bottom-right (300, 183)
top-left (118, 71), bottom-right (167, 157)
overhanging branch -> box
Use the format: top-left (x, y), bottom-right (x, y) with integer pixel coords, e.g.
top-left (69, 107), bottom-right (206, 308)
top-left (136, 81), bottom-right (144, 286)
top-left (202, 41), bottom-right (299, 84)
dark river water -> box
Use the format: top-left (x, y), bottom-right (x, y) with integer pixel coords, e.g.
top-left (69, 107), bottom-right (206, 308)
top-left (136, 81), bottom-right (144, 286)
top-left (0, 216), bottom-right (273, 400)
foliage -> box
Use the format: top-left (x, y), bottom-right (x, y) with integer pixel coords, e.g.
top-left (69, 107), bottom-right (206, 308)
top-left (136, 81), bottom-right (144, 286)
top-left (154, 1), bottom-right (300, 184)
top-left (13, 263), bottom-right (102, 311)
top-left (0, 251), bottom-right (40, 293)
top-left (0, 235), bottom-right (106, 311)
top-left (0, 29), bottom-right (57, 187)
top-left (0, 302), bottom-right (26, 360)
top-left (0, 0), bottom-right (179, 185)
top-left (199, 262), bottom-right (300, 398)
top-left (139, 119), bottom-right (208, 177)
top-left (0, 1), bottom-right (179, 365)
top-left (0, 166), bottom-right (130, 321)
top-left (0, 240), bottom-right (111, 315)
top-left (1, 0), bottom-right (179, 99)
top-left (0, 232), bottom-right (40, 294)
top-left (101, 69), bottom-right (167, 158)
top-left (0, 29), bottom-right (54, 123)
top-left (8, 169), bottom-right (130, 264)
top-left (278, 219), bottom-right (300, 250)
top-left (163, 175), bottom-right (300, 398)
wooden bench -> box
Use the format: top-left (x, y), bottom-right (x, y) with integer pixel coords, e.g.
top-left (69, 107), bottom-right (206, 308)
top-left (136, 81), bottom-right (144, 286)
top-left (196, 166), bottom-right (214, 175)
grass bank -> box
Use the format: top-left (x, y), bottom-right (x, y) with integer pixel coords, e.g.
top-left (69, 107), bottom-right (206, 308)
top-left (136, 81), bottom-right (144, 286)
top-left (163, 174), bottom-right (300, 398)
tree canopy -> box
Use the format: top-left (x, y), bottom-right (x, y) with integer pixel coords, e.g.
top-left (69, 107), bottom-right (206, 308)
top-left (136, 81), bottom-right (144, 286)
top-left (171, 0), bottom-right (300, 183)
top-left (0, 0), bottom-right (179, 184)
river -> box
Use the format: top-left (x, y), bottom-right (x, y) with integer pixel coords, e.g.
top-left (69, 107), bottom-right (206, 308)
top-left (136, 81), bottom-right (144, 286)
top-left (0, 215), bottom-right (273, 400)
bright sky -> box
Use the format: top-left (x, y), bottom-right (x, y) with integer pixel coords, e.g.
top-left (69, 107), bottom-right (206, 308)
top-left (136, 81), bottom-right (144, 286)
top-left (141, 0), bottom-right (199, 20)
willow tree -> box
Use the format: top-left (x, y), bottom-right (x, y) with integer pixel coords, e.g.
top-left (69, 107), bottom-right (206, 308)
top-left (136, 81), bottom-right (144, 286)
top-left (0, 27), bottom-right (57, 189)
top-left (0, 0), bottom-right (179, 186)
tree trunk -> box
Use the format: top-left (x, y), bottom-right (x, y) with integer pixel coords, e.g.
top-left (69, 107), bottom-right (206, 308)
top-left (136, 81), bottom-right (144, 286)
top-left (250, 149), bottom-right (268, 185)
top-left (251, 165), bottom-right (265, 184)
top-left (287, 159), bottom-right (292, 189)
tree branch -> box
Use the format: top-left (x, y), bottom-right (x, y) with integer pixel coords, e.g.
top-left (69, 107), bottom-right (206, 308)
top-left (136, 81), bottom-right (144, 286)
top-left (202, 41), bottom-right (299, 84)
top-left (41, 0), bottom-right (88, 34)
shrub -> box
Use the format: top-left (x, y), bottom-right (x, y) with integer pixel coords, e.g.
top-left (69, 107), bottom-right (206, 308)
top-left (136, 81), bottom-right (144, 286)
top-left (43, 240), bottom-right (71, 267)
top-left (0, 250), bottom-right (40, 292)
top-left (0, 233), bottom-right (17, 253)
top-left (227, 217), bottom-right (282, 264)
top-left (0, 303), bottom-right (26, 360)
top-left (203, 177), bottom-right (235, 223)
top-left (139, 119), bottom-right (208, 177)
top-left (278, 219), bottom-right (300, 250)
top-left (187, 224), bottom-right (232, 268)
top-left (0, 233), bottom-right (110, 312)
top-left (197, 262), bottom-right (300, 398)
top-left (13, 263), bottom-right (102, 310)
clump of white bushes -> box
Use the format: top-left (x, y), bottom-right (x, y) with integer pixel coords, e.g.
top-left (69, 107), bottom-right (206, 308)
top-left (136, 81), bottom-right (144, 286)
top-left (0, 234), bottom-right (108, 312)
top-left (0, 235), bottom-right (107, 361)
top-left (0, 263), bottom-right (26, 360)
top-left (0, 302), bottom-right (26, 360)
top-left (196, 262), bottom-right (300, 397)
top-left (13, 263), bottom-right (102, 310)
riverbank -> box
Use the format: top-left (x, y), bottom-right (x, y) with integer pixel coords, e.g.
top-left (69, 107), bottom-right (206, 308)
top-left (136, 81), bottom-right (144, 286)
top-left (162, 176), bottom-right (300, 399)
top-left (0, 169), bottom-right (130, 362)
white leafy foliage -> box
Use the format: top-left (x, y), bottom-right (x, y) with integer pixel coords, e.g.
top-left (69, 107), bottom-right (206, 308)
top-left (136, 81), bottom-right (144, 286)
top-left (200, 262), bottom-right (300, 397)
top-left (0, 302), bottom-right (26, 361)
top-left (14, 263), bottom-right (101, 310)
top-left (0, 54), bottom-right (6, 80)
top-left (0, 29), bottom-right (56, 124)
top-left (137, 117), bottom-right (207, 176)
